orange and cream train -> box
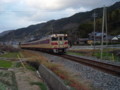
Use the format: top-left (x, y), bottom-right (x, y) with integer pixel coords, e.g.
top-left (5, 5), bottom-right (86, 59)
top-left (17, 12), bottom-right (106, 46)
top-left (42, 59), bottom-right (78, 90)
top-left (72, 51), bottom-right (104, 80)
top-left (20, 34), bottom-right (69, 53)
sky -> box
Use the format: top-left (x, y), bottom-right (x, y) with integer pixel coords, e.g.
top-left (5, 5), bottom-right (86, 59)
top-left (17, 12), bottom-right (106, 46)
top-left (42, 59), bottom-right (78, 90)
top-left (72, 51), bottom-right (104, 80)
top-left (0, 0), bottom-right (119, 33)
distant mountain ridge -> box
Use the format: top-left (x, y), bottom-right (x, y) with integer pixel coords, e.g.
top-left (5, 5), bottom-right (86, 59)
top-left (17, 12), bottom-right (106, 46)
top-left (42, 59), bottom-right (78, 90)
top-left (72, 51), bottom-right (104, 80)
top-left (0, 30), bottom-right (13, 37)
top-left (0, 2), bottom-right (120, 43)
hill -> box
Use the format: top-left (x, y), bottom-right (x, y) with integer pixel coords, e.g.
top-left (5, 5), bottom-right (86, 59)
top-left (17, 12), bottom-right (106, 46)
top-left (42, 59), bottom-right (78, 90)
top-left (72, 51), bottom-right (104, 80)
top-left (0, 30), bottom-right (13, 37)
top-left (0, 2), bottom-right (120, 43)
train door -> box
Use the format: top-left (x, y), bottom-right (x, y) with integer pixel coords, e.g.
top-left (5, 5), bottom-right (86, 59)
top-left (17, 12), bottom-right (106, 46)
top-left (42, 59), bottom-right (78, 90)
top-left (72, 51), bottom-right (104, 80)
top-left (58, 36), bottom-right (64, 48)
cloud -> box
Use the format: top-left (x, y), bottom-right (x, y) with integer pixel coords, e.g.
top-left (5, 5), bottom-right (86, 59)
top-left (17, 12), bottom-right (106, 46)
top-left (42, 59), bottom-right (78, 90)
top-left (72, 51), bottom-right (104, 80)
top-left (0, 0), bottom-right (16, 3)
top-left (0, 0), bottom-right (120, 33)
top-left (24, 0), bottom-right (120, 10)
top-left (24, 0), bottom-right (64, 10)
top-left (0, 7), bottom-right (85, 33)
top-left (25, 0), bottom-right (86, 10)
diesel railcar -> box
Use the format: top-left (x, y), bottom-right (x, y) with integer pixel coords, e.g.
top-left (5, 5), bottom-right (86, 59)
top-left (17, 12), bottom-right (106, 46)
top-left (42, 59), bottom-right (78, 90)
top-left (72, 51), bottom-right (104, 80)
top-left (20, 34), bottom-right (69, 53)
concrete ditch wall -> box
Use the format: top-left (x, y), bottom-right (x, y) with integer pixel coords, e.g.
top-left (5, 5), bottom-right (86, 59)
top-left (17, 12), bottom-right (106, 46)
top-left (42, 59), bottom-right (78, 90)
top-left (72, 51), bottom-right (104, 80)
top-left (38, 64), bottom-right (70, 90)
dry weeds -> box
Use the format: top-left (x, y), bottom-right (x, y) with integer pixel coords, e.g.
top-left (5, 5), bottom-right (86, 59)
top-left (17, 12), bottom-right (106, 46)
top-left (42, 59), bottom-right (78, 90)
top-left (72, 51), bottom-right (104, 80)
top-left (20, 50), bottom-right (92, 90)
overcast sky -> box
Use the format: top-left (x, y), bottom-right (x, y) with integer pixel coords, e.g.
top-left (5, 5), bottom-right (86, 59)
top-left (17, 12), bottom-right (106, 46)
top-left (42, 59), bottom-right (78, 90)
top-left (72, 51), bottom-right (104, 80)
top-left (0, 0), bottom-right (119, 33)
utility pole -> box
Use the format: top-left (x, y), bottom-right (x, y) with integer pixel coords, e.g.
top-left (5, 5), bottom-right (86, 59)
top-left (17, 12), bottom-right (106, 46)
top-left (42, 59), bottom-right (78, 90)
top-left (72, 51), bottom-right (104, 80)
top-left (105, 7), bottom-right (108, 46)
top-left (101, 6), bottom-right (105, 60)
top-left (93, 11), bottom-right (97, 50)
top-left (51, 21), bottom-right (56, 34)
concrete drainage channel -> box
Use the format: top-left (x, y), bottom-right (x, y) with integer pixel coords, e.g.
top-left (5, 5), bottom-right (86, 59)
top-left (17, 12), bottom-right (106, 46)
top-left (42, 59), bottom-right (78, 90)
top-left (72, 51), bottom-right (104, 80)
top-left (27, 61), bottom-right (70, 90)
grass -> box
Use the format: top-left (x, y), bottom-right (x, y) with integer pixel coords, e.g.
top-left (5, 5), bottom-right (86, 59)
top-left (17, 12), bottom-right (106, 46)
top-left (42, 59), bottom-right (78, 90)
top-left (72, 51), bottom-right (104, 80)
top-left (30, 82), bottom-right (47, 90)
top-left (67, 49), bottom-right (120, 62)
top-left (92, 52), bottom-right (120, 61)
top-left (67, 51), bottom-right (84, 56)
top-left (14, 62), bottom-right (36, 71)
top-left (0, 52), bottom-right (19, 58)
top-left (0, 60), bottom-right (12, 68)
top-left (13, 62), bottom-right (22, 68)
top-left (25, 64), bottom-right (36, 71)
top-left (0, 82), bottom-right (7, 90)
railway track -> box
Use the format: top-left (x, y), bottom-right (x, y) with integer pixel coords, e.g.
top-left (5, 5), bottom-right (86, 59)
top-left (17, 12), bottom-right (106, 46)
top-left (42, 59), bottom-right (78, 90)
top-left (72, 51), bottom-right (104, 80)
top-left (57, 54), bottom-right (120, 77)
top-left (23, 50), bottom-right (120, 77)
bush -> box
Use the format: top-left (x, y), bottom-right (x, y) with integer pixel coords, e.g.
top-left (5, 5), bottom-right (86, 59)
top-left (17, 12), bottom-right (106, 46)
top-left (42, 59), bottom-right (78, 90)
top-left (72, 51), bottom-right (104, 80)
top-left (26, 61), bottom-right (39, 70)
top-left (30, 82), bottom-right (47, 90)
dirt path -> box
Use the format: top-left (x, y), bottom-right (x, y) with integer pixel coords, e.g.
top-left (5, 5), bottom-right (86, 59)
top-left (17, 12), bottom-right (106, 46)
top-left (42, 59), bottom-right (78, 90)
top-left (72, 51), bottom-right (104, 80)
top-left (13, 67), bottom-right (43, 90)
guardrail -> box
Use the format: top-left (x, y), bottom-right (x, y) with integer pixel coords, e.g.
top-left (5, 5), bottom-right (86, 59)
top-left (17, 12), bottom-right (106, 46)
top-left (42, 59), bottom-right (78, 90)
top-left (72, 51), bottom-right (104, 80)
top-left (38, 64), bottom-right (70, 90)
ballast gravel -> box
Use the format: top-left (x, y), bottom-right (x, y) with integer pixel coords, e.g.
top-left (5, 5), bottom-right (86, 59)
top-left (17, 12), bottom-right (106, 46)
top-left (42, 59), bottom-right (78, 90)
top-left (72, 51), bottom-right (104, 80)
top-left (39, 52), bottom-right (120, 90)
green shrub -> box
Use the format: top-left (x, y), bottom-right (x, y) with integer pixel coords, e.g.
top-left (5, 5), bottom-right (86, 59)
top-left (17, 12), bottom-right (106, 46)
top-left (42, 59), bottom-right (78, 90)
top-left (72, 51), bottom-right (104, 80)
top-left (30, 82), bottom-right (47, 90)
top-left (25, 64), bottom-right (36, 71)
top-left (14, 62), bottom-right (22, 68)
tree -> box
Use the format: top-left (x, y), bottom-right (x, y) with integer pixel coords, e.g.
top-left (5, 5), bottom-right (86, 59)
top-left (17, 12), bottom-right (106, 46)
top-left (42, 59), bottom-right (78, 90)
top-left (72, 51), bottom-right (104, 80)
top-left (77, 23), bottom-right (93, 38)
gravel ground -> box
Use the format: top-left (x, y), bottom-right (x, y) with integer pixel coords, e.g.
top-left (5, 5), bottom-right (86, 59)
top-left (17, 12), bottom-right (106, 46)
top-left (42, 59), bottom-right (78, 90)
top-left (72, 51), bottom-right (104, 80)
top-left (39, 52), bottom-right (120, 90)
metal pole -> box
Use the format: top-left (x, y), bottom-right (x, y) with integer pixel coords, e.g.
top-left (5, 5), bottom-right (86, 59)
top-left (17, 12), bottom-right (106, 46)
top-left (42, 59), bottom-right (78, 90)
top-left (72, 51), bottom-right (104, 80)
top-left (105, 7), bottom-right (108, 46)
top-left (51, 21), bottom-right (55, 34)
top-left (101, 6), bottom-right (105, 60)
top-left (93, 11), bottom-right (96, 50)
top-left (104, 7), bottom-right (109, 59)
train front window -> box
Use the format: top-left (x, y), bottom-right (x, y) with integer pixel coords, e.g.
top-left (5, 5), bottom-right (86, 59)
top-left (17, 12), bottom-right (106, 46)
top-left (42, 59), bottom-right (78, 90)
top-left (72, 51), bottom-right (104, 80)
top-left (64, 36), bottom-right (68, 40)
top-left (51, 37), bottom-right (58, 41)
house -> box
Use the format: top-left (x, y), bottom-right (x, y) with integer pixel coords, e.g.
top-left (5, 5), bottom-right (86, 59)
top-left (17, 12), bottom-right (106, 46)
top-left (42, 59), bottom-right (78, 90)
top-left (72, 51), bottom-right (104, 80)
top-left (88, 32), bottom-right (107, 40)
top-left (74, 38), bottom-right (93, 45)
top-left (112, 35), bottom-right (120, 42)
top-left (117, 35), bottom-right (120, 39)
top-left (88, 32), bottom-right (117, 44)
top-left (112, 37), bottom-right (118, 41)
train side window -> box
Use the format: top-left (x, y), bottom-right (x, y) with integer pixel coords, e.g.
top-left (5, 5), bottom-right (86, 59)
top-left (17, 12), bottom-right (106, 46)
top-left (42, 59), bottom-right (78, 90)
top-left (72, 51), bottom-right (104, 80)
top-left (64, 36), bottom-right (68, 40)
top-left (51, 37), bottom-right (58, 41)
